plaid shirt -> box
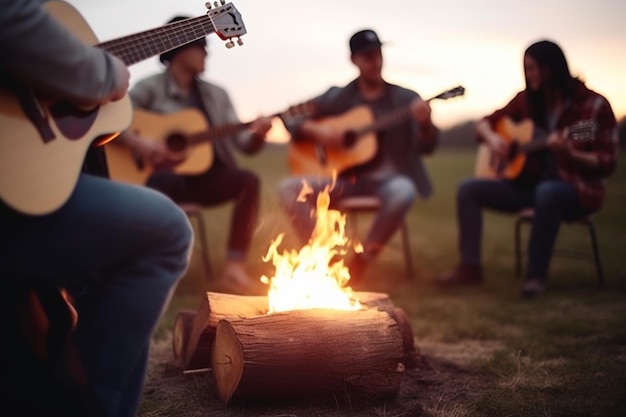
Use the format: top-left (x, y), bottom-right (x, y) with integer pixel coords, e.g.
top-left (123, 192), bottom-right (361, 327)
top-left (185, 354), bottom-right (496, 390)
top-left (483, 81), bottom-right (619, 212)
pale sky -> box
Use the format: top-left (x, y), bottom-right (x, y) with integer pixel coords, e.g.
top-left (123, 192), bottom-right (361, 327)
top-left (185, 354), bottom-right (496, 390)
top-left (65, 0), bottom-right (626, 141)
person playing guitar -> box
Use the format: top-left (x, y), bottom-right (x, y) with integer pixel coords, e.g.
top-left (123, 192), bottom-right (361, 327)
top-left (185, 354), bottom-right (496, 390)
top-left (0, 1), bottom-right (196, 416)
top-left (112, 16), bottom-right (272, 295)
top-left (436, 39), bottom-right (619, 298)
top-left (278, 29), bottom-right (441, 285)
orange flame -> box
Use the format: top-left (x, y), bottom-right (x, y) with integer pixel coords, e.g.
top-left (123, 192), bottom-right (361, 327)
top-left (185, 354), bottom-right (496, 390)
top-left (261, 180), bottom-right (362, 314)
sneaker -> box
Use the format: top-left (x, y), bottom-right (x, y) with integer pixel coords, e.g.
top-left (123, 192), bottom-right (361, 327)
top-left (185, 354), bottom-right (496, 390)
top-left (435, 263), bottom-right (483, 286)
top-left (521, 278), bottom-right (545, 299)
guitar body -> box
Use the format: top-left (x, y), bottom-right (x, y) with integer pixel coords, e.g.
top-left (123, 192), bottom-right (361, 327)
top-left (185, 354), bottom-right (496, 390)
top-left (0, 1), bottom-right (132, 215)
top-left (474, 117), bottom-right (534, 179)
top-left (0, 0), bottom-right (247, 214)
top-left (105, 108), bottom-right (213, 185)
top-left (287, 105), bottom-right (378, 177)
top-left (287, 86), bottom-right (466, 178)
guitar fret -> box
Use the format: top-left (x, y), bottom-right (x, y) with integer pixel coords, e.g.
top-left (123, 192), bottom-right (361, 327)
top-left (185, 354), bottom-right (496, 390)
top-left (97, 16), bottom-right (215, 66)
top-left (356, 87), bottom-right (464, 136)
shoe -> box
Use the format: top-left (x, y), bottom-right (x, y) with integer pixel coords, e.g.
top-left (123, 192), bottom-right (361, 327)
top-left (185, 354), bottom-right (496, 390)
top-left (521, 278), bottom-right (545, 299)
top-left (221, 261), bottom-right (256, 295)
top-left (435, 263), bottom-right (483, 286)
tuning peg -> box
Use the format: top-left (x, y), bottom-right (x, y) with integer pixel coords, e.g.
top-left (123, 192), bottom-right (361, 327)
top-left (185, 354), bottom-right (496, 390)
top-left (225, 40), bottom-right (235, 49)
top-left (237, 37), bottom-right (244, 46)
top-left (205, 1), bottom-right (212, 10)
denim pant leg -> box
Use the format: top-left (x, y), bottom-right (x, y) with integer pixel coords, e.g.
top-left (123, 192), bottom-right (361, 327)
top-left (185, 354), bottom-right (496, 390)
top-left (457, 178), bottom-right (533, 266)
top-left (526, 180), bottom-right (586, 280)
top-left (364, 176), bottom-right (417, 259)
top-left (0, 174), bottom-right (193, 417)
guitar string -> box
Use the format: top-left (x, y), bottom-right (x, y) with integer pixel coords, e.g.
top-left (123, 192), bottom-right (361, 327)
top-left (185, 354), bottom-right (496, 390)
top-left (97, 16), bottom-right (216, 66)
top-left (358, 87), bottom-right (464, 135)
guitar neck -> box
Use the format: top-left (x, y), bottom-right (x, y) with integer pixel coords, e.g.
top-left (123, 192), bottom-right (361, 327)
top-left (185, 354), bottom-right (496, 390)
top-left (186, 121), bottom-right (252, 146)
top-left (97, 15), bottom-right (216, 66)
top-left (185, 102), bottom-right (314, 146)
top-left (355, 87), bottom-right (463, 137)
top-left (510, 118), bottom-right (595, 156)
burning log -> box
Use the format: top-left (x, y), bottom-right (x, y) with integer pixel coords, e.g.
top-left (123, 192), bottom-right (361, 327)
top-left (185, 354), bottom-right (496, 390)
top-left (212, 308), bottom-right (404, 404)
top-left (179, 292), bottom-right (267, 371)
top-left (176, 291), bottom-right (416, 371)
top-left (178, 291), bottom-right (416, 369)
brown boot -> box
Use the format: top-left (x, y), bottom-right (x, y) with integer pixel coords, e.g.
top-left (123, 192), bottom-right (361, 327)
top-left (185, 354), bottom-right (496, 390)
top-left (435, 264), bottom-right (483, 286)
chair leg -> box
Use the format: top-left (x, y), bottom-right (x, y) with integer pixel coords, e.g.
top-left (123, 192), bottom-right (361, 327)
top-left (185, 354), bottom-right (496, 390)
top-left (514, 218), bottom-right (524, 279)
top-left (401, 220), bottom-right (415, 280)
top-left (586, 222), bottom-right (605, 286)
top-left (191, 212), bottom-right (213, 281)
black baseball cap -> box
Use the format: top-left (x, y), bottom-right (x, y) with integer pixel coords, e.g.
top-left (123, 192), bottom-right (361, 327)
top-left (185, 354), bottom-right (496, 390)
top-left (159, 16), bottom-right (207, 64)
top-left (349, 29), bottom-right (383, 55)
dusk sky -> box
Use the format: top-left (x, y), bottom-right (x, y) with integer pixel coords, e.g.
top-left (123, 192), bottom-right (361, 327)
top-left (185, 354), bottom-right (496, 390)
top-left (65, 0), bottom-right (625, 141)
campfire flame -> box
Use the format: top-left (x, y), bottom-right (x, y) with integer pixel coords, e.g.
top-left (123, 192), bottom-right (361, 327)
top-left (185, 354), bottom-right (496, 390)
top-left (261, 180), bottom-right (362, 314)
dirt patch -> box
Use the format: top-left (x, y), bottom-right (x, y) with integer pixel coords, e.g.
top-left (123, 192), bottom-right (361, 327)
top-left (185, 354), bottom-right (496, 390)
top-left (138, 334), bottom-right (495, 417)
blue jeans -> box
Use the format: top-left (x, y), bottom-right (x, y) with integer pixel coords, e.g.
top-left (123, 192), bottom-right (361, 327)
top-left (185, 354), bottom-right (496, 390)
top-left (457, 177), bottom-right (588, 280)
top-left (278, 174), bottom-right (417, 260)
top-left (147, 164), bottom-right (259, 261)
top-left (0, 174), bottom-right (193, 417)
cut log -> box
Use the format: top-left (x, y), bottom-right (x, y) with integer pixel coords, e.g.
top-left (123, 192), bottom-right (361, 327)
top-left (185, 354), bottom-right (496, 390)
top-left (172, 310), bottom-right (196, 368)
top-left (392, 307), bottom-right (418, 367)
top-left (212, 308), bottom-right (404, 404)
top-left (182, 292), bottom-right (267, 370)
top-left (358, 294), bottom-right (416, 364)
top-left (179, 291), bottom-right (416, 371)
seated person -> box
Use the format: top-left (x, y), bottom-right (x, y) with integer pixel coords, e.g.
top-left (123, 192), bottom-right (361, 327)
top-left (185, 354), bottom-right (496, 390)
top-left (117, 16), bottom-right (272, 294)
top-left (436, 39), bottom-right (618, 298)
top-left (278, 29), bottom-right (439, 286)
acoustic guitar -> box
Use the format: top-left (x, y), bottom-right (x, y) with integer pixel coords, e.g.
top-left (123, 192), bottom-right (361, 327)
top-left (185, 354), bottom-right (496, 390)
top-left (287, 85), bottom-right (465, 177)
top-left (474, 116), bottom-right (597, 179)
top-left (105, 101), bottom-right (315, 186)
top-left (0, 0), bottom-right (246, 215)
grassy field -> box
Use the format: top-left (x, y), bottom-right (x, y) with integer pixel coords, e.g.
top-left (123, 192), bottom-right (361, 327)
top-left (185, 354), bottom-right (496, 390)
top-left (141, 146), bottom-right (626, 417)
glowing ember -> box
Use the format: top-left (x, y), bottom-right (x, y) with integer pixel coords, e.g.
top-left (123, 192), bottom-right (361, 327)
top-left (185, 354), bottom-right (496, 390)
top-left (261, 181), bottom-right (362, 314)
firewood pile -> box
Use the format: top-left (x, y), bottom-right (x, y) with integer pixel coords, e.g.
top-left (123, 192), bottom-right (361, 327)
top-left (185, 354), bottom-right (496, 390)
top-left (172, 291), bottom-right (418, 404)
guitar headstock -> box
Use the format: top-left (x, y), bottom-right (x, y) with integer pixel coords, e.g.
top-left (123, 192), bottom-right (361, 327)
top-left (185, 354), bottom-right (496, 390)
top-left (567, 119), bottom-right (597, 142)
top-left (206, 1), bottom-right (247, 48)
top-left (434, 85), bottom-right (466, 100)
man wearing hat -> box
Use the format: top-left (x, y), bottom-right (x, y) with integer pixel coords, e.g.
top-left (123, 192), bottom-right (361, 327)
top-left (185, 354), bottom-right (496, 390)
top-left (279, 29), bottom-right (439, 285)
top-left (116, 16), bottom-right (272, 294)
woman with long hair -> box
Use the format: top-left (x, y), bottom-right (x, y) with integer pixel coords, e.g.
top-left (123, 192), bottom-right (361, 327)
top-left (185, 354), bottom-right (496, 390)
top-left (436, 39), bottom-right (618, 298)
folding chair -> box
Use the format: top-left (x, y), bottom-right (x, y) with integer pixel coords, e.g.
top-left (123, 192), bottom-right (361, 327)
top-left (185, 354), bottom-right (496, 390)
top-left (336, 196), bottom-right (415, 279)
top-left (178, 203), bottom-right (213, 281)
top-left (514, 208), bottom-right (604, 285)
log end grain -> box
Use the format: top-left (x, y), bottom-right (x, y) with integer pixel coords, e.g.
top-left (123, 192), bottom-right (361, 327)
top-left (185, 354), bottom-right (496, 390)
top-left (172, 310), bottom-right (196, 368)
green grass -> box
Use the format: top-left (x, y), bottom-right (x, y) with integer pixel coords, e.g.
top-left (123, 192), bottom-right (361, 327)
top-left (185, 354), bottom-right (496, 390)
top-left (145, 146), bottom-right (626, 417)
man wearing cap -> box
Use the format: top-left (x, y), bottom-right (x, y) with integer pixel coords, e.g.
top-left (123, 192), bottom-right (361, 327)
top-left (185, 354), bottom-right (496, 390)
top-left (278, 29), bottom-right (439, 285)
top-left (116, 16), bottom-right (272, 294)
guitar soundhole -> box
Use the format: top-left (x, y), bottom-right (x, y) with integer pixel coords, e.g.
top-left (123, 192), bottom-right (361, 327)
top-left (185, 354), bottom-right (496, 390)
top-left (508, 142), bottom-right (519, 159)
top-left (343, 131), bottom-right (357, 148)
top-left (166, 133), bottom-right (187, 152)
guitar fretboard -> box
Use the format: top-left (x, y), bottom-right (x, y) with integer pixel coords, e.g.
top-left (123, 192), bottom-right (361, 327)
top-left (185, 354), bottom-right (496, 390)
top-left (355, 86), bottom-right (465, 137)
top-left (97, 16), bottom-right (215, 66)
